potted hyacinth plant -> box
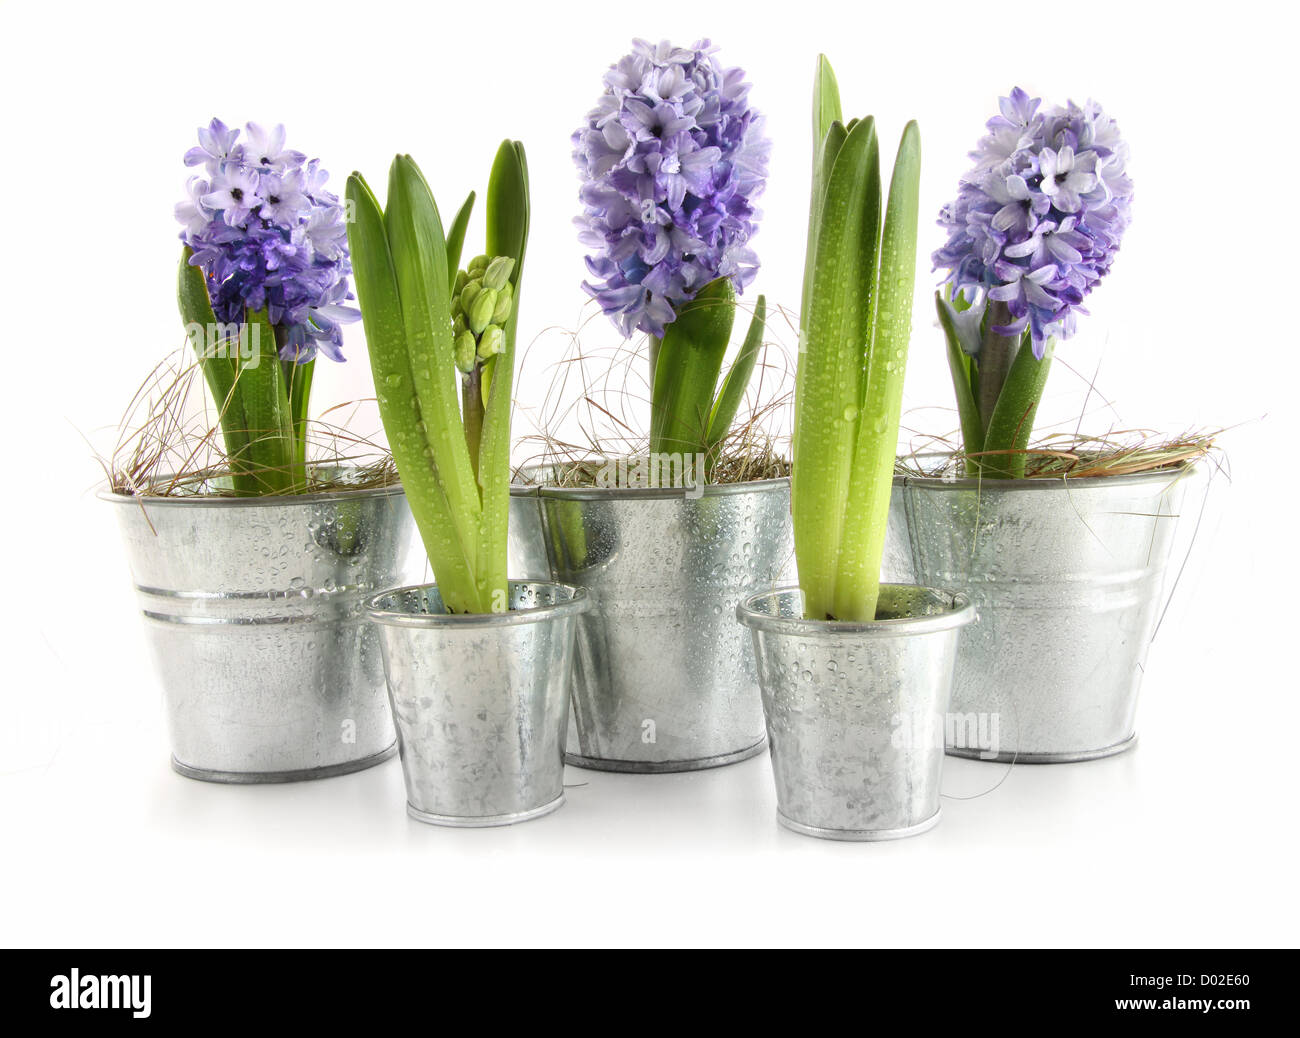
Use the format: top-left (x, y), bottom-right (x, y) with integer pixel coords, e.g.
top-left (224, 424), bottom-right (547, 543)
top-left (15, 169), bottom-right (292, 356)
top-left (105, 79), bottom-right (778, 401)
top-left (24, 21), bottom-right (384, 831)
top-left (511, 37), bottom-right (789, 775)
top-left (102, 120), bottom-right (422, 783)
top-left (737, 57), bottom-right (974, 841)
top-left (349, 145), bottom-right (590, 828)
top-left (887, 89), bottom-right (1195, 762)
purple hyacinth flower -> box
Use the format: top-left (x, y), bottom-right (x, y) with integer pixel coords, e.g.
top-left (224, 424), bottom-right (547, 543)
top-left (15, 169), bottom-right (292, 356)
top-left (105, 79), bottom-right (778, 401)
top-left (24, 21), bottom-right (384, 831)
top-left (184, 118), bottom-right (240, 171)
top-left (573, 39), bottom-right (770, 339)
top-left (177, 120), bottom-right (357, 363)
top-left (933, 89), bottom-right (1133, 358)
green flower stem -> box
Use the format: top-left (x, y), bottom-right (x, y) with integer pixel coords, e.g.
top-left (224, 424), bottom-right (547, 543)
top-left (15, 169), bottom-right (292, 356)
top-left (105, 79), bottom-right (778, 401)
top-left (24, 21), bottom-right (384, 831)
top-left (647, 336), bottom-right (661, 397)
top-left (178, 248), bottom-right (257, 495)
top-left (975, 301), bottom-right (1020, 436)
top-left (461, 366), bottom-right (484, 480)
top-left (981, 335), bottom-right (1054, 479)
top-left (236, 307), bottom-right (295, 495)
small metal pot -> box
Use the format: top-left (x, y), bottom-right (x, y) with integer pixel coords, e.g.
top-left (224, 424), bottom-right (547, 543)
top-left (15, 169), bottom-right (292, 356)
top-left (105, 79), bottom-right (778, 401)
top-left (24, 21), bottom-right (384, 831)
top-left (888, 465), bottom-right (1190, 762)
top-left (516, 478), bottom-right (794, 773)
top-left (737, 584), bottom-right (974, 841)
top-left (102, 477), bottom-right (422, 782)
top-left (368, 581), bottom-right (589, 827)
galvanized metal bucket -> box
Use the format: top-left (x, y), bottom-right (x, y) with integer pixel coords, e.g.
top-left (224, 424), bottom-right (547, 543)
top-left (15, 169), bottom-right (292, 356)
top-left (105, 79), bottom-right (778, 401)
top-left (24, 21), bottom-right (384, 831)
top-left (737, 584), bottom-right (974, 841)
top-left (368, 581), bottom-right (589, 827)
top-left (516, 478), bottom-right (794, 773)
top-left (102, 477), bottom-right (422, 782)
top-left (888, 465), bottom-right (1190, 762)
top-left (508, 483), bottom-right (551, 581)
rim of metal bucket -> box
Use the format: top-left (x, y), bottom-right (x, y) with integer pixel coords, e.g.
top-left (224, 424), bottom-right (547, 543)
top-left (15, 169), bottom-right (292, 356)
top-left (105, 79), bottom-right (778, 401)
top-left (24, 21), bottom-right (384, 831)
top-left (97, 466), bottom-right (406, 508)
top-left (367, 579), bottom-right (591, 629)
top-left (891, 455), bottom-right (1194, 493)
top-left (736, 583), bottom-right (975, 638)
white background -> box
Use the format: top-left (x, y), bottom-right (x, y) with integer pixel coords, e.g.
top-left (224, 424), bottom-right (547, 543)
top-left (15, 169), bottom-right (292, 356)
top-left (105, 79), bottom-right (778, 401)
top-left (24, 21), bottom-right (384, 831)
top-left (1, 0), bottom-right (1296, 947)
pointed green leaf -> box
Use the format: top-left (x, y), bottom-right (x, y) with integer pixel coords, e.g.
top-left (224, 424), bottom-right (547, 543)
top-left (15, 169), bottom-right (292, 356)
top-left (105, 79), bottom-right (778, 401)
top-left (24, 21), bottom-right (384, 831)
top-left (800, 58), bottom-right (847, 326)
top-left (792, 116), bottom-right (881, 621)
top-left (935, 291), bottom-right (984, 472)
top-left (478, 140), bottom-right (530, 609)
top-left (704, 294), bottom-right (765, 466)
top-left (834, 120), bottom-right (921, 621)
top-left (384, 154), bottom-right (483, 580)
top-left (649, 276), bottom-right (736, 457)
top-left (983, 334), bottom-right (1054, 479)
top-left (346, 171), bottom-right (479, 612)
top-left (285, 357), bottom-right (314, 482)
top-left (236, 307), bottom-right (294, 495)
top-left (444, 190), bottom-right (476, 294)
top-left (178, 247), bottom-right (256, 490)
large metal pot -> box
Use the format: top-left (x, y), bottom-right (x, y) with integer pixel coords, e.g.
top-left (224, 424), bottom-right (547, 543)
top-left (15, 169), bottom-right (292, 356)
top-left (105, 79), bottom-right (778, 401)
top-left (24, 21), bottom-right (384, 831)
top-left (887, 465), bottom-right (1190, 762)
top-left (512, 477), bottom-right (794, 772)
top-left (103, 477), bottom-right (422, 781)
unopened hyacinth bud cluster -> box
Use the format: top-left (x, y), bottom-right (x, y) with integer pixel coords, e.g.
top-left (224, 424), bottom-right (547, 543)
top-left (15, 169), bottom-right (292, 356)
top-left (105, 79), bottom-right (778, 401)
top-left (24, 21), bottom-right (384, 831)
top-left (452, 255), bottom-right (516, 376)
top-left (175, 118), bottom-right (358, 363)
top-left (932, 88), bottom-right (1133, 358)
top-left (573, 39), bottom-right (770, 338)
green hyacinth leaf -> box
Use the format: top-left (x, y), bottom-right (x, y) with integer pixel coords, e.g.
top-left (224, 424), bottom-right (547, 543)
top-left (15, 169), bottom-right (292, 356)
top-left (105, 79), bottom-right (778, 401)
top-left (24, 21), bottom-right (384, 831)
top-left (345, 170), bottom-right (479, 613)
top-left (834, 121), bottom-right (920, 623)
top-left (792, 115), bottom-right (881, 621)
top-left (704, 294), bottom-right (766, 471)
top-left (650, 276), bottom-right (737, 458)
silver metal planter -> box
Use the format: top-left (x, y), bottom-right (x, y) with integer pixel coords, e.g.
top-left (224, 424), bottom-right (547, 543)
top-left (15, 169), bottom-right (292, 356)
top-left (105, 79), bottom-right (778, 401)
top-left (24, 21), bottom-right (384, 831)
top-left (518, 478), bottom-right (794, 773)
top-left (738, 584), bottom-right (974, 841)
top-left (102, 479), bottom-right (422, 782)
top-left (368, 581), bottom-right (589, 827)
top-left (889, 466), bottom-right (1190, 762)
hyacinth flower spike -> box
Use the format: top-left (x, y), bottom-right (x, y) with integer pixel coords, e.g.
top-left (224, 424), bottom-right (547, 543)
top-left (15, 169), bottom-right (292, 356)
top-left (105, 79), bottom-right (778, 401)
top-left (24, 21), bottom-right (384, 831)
top-left (346, 144), bottom-right (529, 615)
top-left (791, 57), bottom-right (921, 623)
top-left (175, 120), bottom-right (358, 494)
top-left (933, 89), bottom-right (1133, 478)
top-left (573, 39), bottom-right (770, 472)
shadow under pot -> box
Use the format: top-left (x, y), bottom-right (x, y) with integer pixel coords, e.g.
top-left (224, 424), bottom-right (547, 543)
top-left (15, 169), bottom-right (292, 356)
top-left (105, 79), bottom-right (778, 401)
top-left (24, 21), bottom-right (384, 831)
top-left (513, 477), bottom-right (794, 773)
top-left (367, 581), bottom-right (589, 827)
top-left (886, 465), bottom-right (1191, 762)
top-left (737, 584), bottom-right (974, 841)
top-left (102, 476), bottom-right (424, 782)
